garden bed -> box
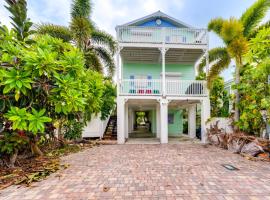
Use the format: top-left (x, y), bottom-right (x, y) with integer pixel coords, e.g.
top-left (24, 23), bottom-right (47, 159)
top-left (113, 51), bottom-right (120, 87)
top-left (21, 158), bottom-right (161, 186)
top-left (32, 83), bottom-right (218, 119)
top-left (0, 141), bottom-right (98, 190)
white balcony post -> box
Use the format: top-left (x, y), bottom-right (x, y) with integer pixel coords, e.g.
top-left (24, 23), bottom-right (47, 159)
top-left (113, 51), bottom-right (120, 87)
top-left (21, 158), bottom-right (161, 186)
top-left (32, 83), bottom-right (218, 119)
top-left (201, 98), bottom-right (210, 144)
top-left (117, 97), bottom-right (125, 144)
top-left (160, 99), bottom-right (168, 144)
top-left (156, 103), bottom-right (161, 138)
top-left (188, 104), bottom-right (197, 138)
top-left (160, 48), bottom-right (168, 97)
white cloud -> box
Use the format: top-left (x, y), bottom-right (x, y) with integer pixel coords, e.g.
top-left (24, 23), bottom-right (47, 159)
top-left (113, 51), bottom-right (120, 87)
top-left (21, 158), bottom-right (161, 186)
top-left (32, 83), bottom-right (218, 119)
top-left (0, 0), bottom-right (185, 37)
top-left (92, 0), bottom-right (185, 36)
top-left (0, 1), bottom-right (12, 28)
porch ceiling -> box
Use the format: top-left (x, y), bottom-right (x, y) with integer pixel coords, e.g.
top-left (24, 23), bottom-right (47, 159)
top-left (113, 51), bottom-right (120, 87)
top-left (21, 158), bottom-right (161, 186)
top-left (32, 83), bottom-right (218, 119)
top-left (127, 99), bottom-right (157, 110)
top-left (169, 100), bottom-right (200, 108)
top-left (121, 47), bottom-right (204, 64)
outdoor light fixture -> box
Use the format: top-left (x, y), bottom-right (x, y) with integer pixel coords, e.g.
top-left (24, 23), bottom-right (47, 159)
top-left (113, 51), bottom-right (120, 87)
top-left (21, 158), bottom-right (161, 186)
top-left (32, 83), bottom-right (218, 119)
top-left (221, 164), bottom-right (239, 171)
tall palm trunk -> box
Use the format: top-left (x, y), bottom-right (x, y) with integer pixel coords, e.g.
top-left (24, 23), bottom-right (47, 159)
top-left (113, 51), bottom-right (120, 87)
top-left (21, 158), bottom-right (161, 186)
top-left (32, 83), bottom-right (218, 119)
top-left (234, 58), bottom-right (242, 128)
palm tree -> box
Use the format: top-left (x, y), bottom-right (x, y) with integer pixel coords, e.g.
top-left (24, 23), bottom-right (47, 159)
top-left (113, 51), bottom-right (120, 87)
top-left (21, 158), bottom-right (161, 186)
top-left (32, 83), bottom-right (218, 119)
top-left (4, 0), bottom-right (35, 41)
top-left (37, 0), bottom-right (117, 76)
top-left (198, 0), bottom-right (270, 123)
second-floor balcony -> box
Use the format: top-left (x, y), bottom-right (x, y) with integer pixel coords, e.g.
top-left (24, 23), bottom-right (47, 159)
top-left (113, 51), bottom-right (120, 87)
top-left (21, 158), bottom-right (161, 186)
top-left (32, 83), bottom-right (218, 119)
top-left (119, 79), bottom-right (208, 97)
top-left (116, 26), bottom-right (208, 45)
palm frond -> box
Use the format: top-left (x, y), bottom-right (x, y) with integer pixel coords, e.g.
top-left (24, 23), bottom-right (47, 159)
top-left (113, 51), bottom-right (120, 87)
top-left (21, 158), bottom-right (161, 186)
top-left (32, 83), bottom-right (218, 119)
top-left (198, 47), bottom-right (230, 73)
top-left (240, 0), bottom-right (270, 37)
top-left (84, 50), bottom-right (103, 72)
top-left (4, 0), bottom-right (33, 40)
top-left (91, 30), bottom-right (117, 55)
top-left (36, 23), bottom-right (73, 42)
top-left (208, 17), bottom-right (225, 36)
top-left (207, 53), bottom-right (231, 87)
top-left (71, 0), bottom-right (92, 19)
top-left (92, 47), bottom-right (115, 77)
top-left (248, 20), bottom-right (270, 38)
top-left (70, 17), bottom-right (92, 50)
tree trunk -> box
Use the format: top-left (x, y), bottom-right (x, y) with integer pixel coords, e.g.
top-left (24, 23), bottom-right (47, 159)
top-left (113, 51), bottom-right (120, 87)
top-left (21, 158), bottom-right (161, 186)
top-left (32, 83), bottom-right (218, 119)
top-left (30, 140), bottom-right (43, 157)
top-left (57, 121), bottom-right (66, 147)
top-left (234, 59), bottom-right (242, 130)
top-left (9, 149), bottom-right (18, 168)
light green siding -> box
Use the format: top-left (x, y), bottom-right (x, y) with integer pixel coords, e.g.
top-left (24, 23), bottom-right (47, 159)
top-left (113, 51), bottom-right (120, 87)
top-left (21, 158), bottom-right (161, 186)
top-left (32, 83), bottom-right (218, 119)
top-left (166, 64), bottom-right (195, 80)
top-left (151, 110), bottom-right (157, 134)
top-left (123, 63), bottom-right (162, 79)
top-left (168, 109), bottom-right (183, 136)
top-left (123, 63), bottom-right (195, 80)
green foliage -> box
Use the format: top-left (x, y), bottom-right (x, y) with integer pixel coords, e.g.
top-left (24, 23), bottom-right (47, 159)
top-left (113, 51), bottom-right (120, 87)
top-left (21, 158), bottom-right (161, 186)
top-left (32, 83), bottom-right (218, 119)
top-left (36, 24), bottom-right (73, 42)
top-left (4, 107), bottom-right (52, 134)
top-left (28, 109), bottom-right (52, 134)
top-left (36, 0), bottom-right (116, 76)
top-left (100, 80), bottom-right (116, 120)
top-left (237, 27), bottom-right (270, 135)
top-left (200, 0), bottom-right (270, 87)
top-left (246, 27), bottom-right (270, 63)
top-left (0, 25), bottom-right (116, 165)
top-left (64, 120), bottom-right (84, 140)
top-left (0, 132), bottom-right (28, 155)
top-left (237, 58), bottom-right (270, 135)
top-left (220, 18), bottom-right (244, 44)
top-left (4, 0), bottom-right (34, 41)
top-left (2, 69), bottom-right (32, 101)
top-left (240, 0), bottom-right (270, 37)
top-left (209, 77), bottom-right (230, 117)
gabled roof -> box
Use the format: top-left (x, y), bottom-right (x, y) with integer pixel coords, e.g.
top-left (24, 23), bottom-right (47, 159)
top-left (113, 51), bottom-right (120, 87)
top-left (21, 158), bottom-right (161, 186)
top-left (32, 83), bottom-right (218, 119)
top-left (118, 11), bottom-right (193, 28)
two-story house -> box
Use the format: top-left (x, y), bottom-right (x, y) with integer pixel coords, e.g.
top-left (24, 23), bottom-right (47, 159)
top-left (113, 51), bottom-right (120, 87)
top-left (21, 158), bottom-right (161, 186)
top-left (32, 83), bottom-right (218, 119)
top-left (116, 11), bottom-right (210, 144)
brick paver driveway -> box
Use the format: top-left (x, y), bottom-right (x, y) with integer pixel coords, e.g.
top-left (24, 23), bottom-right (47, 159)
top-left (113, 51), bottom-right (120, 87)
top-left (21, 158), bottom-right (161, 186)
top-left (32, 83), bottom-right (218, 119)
top-left (1, 143), bottom-right (270, 200)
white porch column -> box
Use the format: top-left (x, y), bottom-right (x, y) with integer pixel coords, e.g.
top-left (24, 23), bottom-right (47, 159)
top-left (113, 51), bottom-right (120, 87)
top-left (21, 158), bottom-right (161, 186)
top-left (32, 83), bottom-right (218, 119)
top-left (125, 103), bottom-right (129, 139)
top-left (159, 48), bottom-right (168, 96)
top-left (201, 98), bottom-right (210, 143)
top-left (117, 97), bottom-right (125, 144)
top-left (116, 48), bottom-right (122, 96)
top-left (156, 103), bottom-right (161, 138)
top-left (188, 104), bottom-right (197, 138)
top-left (160, 99), bottom-right (168, 144)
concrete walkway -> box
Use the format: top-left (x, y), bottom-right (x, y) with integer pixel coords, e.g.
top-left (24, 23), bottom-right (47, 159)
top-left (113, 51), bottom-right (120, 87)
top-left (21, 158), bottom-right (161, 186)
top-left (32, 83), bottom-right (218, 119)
top-left (1, 143), bottom-right (270, 200)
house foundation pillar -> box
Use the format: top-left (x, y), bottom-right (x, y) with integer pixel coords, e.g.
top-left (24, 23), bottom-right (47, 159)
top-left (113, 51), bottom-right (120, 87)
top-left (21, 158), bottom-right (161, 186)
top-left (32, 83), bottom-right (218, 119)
top-left (156, 103), bottom-right (161, 138)
top-left (117, 97), bottom-right (125, 144)
top-left (160, 99), bottom-right (168, 144)
top-left (125, 103), bottom-right (129, 139)
top-left (188, 104), bottom-right (197, 138)
top-left (201, 98), bottom-right (210, 143)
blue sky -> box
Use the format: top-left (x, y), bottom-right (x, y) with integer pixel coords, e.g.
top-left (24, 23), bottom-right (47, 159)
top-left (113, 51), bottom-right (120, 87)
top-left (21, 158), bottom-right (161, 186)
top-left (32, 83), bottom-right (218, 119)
top-left (0, 0), bottom-right (269, 80)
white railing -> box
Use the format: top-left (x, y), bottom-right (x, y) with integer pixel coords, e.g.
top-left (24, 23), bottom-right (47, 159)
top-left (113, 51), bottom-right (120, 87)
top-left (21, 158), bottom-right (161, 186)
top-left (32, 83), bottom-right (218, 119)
top-left (166, 80), bottom-right (207, 96)
top-left (119, 79), bottom-right (208, 96)
top-left (116, 26), bottom-right (208, 45)
top-left (120, 79), bottom-right (162, 95)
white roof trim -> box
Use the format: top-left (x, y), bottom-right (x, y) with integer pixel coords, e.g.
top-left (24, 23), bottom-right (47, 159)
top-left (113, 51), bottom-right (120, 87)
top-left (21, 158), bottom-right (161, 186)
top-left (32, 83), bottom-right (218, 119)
top-left (118, 11), bottom-right (194, 28)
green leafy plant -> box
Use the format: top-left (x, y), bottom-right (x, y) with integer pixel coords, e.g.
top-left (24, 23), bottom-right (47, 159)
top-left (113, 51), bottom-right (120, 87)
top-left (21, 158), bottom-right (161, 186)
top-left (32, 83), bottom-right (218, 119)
top-left (64, 120), bottom-right (84, 140)
top-left (27, 109), bottom-right (52, 134)
top-left (2, 69), bottom-right (32, 101)
top-left (209, 77), bottom-right (230, 118)
top-left (4, 107), bottom-right (52, 134)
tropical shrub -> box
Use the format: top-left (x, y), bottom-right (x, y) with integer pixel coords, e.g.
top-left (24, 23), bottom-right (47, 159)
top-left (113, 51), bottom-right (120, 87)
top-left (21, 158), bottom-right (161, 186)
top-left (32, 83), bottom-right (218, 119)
top-left (237, 28), bottom-right (270, 135)
top-left (0, 26), bottom-right (115, 166)
top-left (209, 77), bottom-right (230, 118)
top-left (64, 120), bottom-right (84, 140)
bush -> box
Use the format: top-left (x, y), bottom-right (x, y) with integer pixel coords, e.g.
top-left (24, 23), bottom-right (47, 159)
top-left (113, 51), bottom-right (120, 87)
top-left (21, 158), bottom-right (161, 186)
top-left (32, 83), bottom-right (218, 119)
top-left (64, 120), bottom-right (84, 140)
